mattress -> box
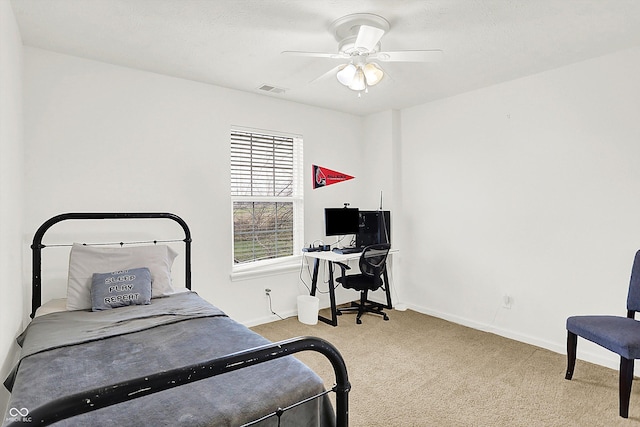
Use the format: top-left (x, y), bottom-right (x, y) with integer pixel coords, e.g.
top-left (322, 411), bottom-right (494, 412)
top-left (3, 292), bottom-right (334, 426)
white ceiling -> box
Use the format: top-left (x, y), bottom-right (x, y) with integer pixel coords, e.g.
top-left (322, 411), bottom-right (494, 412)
top-left (10, 0), bottom-right (640, 116)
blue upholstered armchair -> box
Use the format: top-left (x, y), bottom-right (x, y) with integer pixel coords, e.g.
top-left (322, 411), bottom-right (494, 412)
top-left (565, 249), bottom-right (640, 418)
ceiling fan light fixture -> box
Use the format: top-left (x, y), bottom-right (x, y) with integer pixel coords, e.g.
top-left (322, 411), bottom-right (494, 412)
top-left (348, 68), bottom-right (366, 91)
top-left (363, 62), bottom-right (384, 86)
top-left (336, 62), bottom-right (384, 93)
top-left (336, 63), bottom-right (357, 86)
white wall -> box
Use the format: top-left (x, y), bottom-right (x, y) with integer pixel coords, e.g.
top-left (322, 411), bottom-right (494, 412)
top-left (22, 47), bottom-right (373, 325)
top-left (0, 0), bottom-right (24, 414)
top-left (17, 24), bottom-right (640, 379)
top-left (400, 47), bottom-right (640, 368)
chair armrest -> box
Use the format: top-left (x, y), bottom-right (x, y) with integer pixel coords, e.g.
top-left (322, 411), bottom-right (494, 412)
top-left (334, 262), bottom-right (351, 272)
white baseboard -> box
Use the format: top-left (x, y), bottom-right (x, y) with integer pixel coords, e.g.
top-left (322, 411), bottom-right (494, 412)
top-left (243, 309), bottom-right (296, 328)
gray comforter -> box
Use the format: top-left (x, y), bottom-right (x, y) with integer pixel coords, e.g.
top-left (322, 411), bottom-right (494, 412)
top-left (3, 292), bottom-right (334, 426)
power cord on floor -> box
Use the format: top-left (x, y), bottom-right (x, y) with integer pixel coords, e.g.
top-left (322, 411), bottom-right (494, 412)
top-left (266, 291), bottom-right (284, 320)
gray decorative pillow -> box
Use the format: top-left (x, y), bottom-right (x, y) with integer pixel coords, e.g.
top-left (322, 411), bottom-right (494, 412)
top-left (91, 267), bottom-right (152, 311)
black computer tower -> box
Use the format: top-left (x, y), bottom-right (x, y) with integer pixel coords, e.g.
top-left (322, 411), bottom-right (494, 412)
top-left (356, 210), bottom-right (391, 248)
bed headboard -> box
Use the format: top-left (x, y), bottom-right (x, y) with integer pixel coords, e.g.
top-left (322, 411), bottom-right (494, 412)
top-left (31, 212), bottom-right (192, 318)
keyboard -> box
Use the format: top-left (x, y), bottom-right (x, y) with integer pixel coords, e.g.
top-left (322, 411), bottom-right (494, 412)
top-left (332, 246), bottom-right (363, 255)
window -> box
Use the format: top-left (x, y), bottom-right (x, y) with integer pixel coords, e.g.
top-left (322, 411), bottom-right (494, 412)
top-left (231, 128), bottom-right (303, 266)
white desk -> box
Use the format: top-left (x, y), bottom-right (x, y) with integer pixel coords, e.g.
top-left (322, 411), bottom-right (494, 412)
top-left (303, 249), bottom-right (396, 326)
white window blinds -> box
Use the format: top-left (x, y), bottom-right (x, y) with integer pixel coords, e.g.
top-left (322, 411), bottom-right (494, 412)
top-left (231, 131), bottom-right (294, 197)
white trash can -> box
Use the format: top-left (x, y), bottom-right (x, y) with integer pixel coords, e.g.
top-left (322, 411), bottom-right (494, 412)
top-left (297, 295), bottom-right (319, 325)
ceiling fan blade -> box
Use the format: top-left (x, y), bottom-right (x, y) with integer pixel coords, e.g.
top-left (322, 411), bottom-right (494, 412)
top-left (354, 25), bottom-right (385, 51)
top-left (281, 50), bottom-right (348, 59)
top-left (371, 49), bottom-right (444, 62)
top-left (309, 65), bottom-right (343, 84)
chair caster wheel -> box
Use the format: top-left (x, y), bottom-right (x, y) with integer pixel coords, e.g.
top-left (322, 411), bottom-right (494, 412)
top-left (356, 319), bottom-right (362, 325)
top-left (336, 310), bottom-right (342, 316)
top-left (383, 315), bottom-right (389, 321)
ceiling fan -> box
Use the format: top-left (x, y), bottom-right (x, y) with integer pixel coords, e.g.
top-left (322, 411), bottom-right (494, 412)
top-left (282, 13), bottom-right (443, 94)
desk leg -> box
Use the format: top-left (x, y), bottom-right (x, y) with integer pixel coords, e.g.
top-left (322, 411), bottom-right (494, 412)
top-left (311, 259), bottom-right (338, 327)
top-left (310, 258), bottom-right (320, 296)
top-left (327, 262), bottom-right (338, 326)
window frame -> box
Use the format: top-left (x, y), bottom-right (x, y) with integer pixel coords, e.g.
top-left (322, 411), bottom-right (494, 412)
top-left (230, 127), bottom-right (303, 277)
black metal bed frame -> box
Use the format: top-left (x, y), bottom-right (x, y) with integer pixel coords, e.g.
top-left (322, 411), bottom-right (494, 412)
top-left (18, 212), bottom-right (350, 427)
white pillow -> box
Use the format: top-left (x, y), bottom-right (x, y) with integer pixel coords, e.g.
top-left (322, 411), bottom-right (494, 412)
top-left (67, 243), bottom-right (178, 311)
top-left (34, 298), bottom-right (67, 317)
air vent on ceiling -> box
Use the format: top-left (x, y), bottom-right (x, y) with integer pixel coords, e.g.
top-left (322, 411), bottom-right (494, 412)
top-left (258, 84), bottom-right (286, 94)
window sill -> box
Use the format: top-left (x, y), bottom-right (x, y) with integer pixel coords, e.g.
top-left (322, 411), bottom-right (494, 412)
top-left (230, 255), bottom-right (302, 282)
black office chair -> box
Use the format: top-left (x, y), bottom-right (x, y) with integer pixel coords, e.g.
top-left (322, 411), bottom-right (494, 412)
top-left (335, 243), bottom-right (391, 324)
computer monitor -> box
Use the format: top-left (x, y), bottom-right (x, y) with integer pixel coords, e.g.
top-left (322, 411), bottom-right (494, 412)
top-left (356, 210), bottom-right (391, 247)
top-left (324, 208), bottom-right (360, 236)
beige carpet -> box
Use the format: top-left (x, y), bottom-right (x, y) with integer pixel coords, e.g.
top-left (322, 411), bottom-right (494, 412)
top-left (252, 307), bottom-right (640, 426)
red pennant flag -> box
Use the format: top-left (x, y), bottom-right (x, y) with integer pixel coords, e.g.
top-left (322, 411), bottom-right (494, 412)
top-left (313, 165), bottom-right (354, 189)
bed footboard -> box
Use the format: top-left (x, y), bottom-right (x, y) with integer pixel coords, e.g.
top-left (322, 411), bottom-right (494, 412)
top-left (6, 336), bottom-right (350, 427)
